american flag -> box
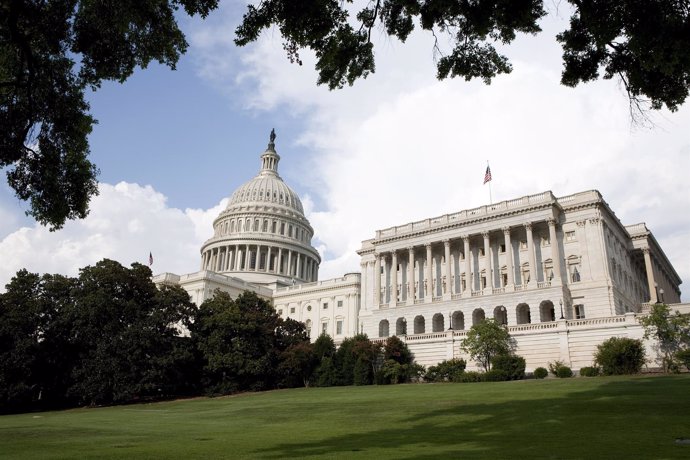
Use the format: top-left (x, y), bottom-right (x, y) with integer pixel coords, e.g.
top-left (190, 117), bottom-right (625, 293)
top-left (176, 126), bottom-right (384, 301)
top-left (483, 165), bottom-right (492, 184)
top-left (149, 252), bottom-right (153, 266)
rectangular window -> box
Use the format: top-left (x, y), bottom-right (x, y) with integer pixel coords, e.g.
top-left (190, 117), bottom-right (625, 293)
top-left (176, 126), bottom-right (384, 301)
top-left (520, 241), bottom-right (527, 249)
top-left (479, 248), bottom-right (485, 256)
top-left (281, 223), bottom-right (285, 235)
top-left (565, 231), bottom-right (576, 242)
top-left (278, 309), bottom-right (283, 316)
top-left (322, 322), bottom-right (328, 334)
top-left (323, 302), bottom-right (328, 309)
top-left (481, 276), bottom-right (487, 289)
top-left (542, 237), bottom-right (550, 247)
top-left (575, 304), bottom-right (585, 319)
top-left (336, 320), bottom-right (343, 335)
top-left (290, 307), bottom-right (295, 314)
top-left (337, 300), bottom-right (343, 308)
top-left (499, 244), bottom-right (506, 253)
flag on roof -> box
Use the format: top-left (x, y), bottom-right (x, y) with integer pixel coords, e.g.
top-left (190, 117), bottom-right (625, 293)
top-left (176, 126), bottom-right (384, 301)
top-left (149, 252), bottom-right (153, 266)
top-left (483, 165), bottom-right (492, 184)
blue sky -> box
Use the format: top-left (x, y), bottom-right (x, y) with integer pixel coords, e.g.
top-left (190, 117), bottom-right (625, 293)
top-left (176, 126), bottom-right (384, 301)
top-left (0, 1), bottom-right (688, 301)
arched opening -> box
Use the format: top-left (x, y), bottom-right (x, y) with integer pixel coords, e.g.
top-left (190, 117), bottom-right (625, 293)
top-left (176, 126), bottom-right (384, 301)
top-left (516, 303), bottom-right (531, 324)
top-left (493, 306), bottom-right (507, 325)
top-left (472, 308), bottom-right (485, 326)
top-left (452, 311), bottom-right (465, 330)
top-left (378, 319), bottom-right (390, 338)
top-left (396, 317), bottom-right (407, 336)
top-left (539, 300), bottom-right (555, 322)
top-left (414, 315), bottom-right (425, 334)
top-left (432, 313), bottom-right (445, 332)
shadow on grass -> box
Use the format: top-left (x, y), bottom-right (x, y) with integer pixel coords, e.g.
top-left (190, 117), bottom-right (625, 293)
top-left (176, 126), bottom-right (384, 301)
top-left (253, 376), bottom-right (690, 459)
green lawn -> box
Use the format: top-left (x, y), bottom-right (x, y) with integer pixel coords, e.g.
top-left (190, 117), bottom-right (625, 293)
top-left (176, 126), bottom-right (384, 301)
top-left (1, 375), bottom-right (689, 459)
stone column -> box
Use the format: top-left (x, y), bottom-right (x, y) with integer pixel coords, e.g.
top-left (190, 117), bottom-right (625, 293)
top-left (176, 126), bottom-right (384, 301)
top-left (391, 251), bottom-right (398, 305)
top-left (425, 244), bottom-right (432, 300)
top-left (444, 240), bottom-right (452, 296)
top-left (255, 245), bottom-right (262, 271)
top-left (548, 219), bottom-right (562, 284)
top-left (360, 262), bottom-right (367, 309)
top-left (483, 232), bottom-right (491, 290)
top-left (287, 250), bottom-right (293, 277)
top-left (277, 248), bottom-right (283, 274)
top-left (374, 254), bottom-right (381, 307)
top-left (267, 247), bottom-right (272, 272)
top-left (643, 248), bottom-right (657, 303)
top-left (408, 247), bottom-right (415, 302)
top-left (503, 227), bottom-right (514, 286)
top-left (296, 252), bottom-right (302, 279)
top-left (463, 236), bottom-right (471, 294)
top-left (525, 223), bottom-right (536, 285)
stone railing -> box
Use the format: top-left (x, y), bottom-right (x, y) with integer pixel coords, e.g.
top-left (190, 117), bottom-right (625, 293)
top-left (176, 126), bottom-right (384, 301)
top-left (275, 273), bottom-right (360, 293)
top-left (508, 322), bottom-right (559, 333)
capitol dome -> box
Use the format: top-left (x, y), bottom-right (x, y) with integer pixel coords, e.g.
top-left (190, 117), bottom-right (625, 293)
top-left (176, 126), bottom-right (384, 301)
top-left (199, 131), bottom-right (320, 286)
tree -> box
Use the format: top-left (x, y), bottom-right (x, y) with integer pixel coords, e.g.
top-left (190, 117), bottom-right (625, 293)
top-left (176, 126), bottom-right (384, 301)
top-left (461, 319), bottom-right (513, 371)
top-left (639, 303), bottom-right (690, 373)
top-left (4, 1), bottom-right (690, 228)
top-left (278, 341), bottom-right (317, 388)
top-left (1, 0), bottom-right (219, 229)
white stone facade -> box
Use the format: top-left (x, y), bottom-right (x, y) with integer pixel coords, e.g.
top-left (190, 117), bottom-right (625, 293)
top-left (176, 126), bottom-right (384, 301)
top-left (154, 135), bottom-right (685, 371)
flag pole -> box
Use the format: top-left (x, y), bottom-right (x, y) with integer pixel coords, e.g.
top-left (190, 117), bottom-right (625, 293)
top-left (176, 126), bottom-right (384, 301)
top-left (487, 160), bottom-right (493, 204)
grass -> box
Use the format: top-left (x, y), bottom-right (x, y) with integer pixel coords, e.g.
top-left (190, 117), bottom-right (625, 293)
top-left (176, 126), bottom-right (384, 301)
top-left (1, 375), bottom-right (689, 459)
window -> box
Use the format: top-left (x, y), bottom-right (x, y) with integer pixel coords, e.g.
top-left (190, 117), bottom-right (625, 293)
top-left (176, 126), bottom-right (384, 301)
top-left (322, 322), bottom-right (328, 334)
top-left (263, 220), bottom-right (268, 232)
top-left (290, 307), bottom-right (295, 314)
top-left (571, 266), bottom-right (581, 282)
top-left (307, 305), bottom-right (312, 312)
top-left (520, 241), bottom-right (527, 249)
top-left (278, 309), bottom-right (283, 315)
top-left (565, 231), bottom-right (576, 242)
top-left (323, 302), bottom-right (329, 309)
top-left (542, 237), bottom-right (550, 247)
top-left (272, 221), bottom-right (277, 233)
top-left (574, 304), bottom-right (585, 319)
top-left (280, 223), bottom-right (285, 235)
top-left (336, 320), bottom-right (343, 335)
top-left (479, 248), bottom-right (485, 256)
top-left (337, 300), bottom-right (343, 308)
top-left (499, 244), bottom-right (506, 253)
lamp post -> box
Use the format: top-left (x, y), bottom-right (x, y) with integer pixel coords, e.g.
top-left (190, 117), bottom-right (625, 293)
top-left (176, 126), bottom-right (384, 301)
top-left (559, 299), bottom-right (565, 320)
top-left (401, 317), bottom-right (407, 336)
top-left (500, 305), bottom-right (507, 325)
top-left (659, 288), bottom-right (665, 304)
top-left (448, 312), bottom-right (453, 330)
top-left (654, 282), bottom-right (660, 304)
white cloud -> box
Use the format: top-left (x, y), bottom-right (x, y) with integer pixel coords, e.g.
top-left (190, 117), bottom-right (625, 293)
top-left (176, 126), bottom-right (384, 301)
top-left (188, 4), bottom-right (690, 301)
top-left (0, 182), bottom-right (223, 290)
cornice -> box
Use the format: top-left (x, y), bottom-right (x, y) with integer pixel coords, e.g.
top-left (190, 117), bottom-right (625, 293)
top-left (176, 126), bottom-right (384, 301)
top-left (273, 281), bottom-right (361, 299)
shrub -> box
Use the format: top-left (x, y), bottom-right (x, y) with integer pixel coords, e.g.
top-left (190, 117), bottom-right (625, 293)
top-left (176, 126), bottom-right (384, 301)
top-left (579, 366), bottom-right (600, 377)
top-left (424, 359), bottom-right (467, 382)
top-left (456, 371), bottom-right (484, 383)
top-left (556, 366), bottom-right (573, 378)
top-left (484, 369), bottom-right (509, 382)
top-left (594, 337), bottom-right (646, 375)
top-left (675, 349), bottom-right (690, 370)
top-left (533, 367), bottom-right (548, 379)
top-left (491, 355), bottom-right (526, 380)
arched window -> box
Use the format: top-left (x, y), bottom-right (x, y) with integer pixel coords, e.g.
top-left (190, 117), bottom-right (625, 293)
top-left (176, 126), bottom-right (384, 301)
top-left (472, 308), bottom-right (485, 326)
top-left (451, 311), bottom-right (465, 330)
top-left (378, 319), bottom-right (390, 338)
top-left (516, 303), bottom-right (531, 324)
top-left (413, 315), bottom-right (425, 334)
top-left (432, 313), bottom-right (445, 332)
top-left (263, 220), bottom-right (268, 232)
top-left (493, 306), bottom-right (507, 325)
top-left (539, 300), bottom-right (555, 322)
top-left (396, 317), bottom-right (407, 336)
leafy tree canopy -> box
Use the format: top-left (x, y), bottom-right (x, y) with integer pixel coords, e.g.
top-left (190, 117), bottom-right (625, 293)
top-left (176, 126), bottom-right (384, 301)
top-left (3, 0), bottom-right (689, 229)
top-left (639, 303), bottom-right (690, 372)
top-left (461, 318), bottom-right (513, 371)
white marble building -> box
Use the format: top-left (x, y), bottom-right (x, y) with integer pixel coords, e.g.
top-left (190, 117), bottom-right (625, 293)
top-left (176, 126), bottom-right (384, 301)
top-left (154, 134), bottom-right (685, 370)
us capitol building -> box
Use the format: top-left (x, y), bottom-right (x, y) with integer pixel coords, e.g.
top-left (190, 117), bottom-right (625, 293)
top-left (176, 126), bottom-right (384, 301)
top-left (154, 132), bottom-right (685, 370)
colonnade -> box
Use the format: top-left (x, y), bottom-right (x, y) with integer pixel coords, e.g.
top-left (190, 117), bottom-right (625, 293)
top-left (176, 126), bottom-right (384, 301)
top-left (201, 244), bottom-right (318, 282)
top-left (363, 220), bottom-right (564, 307)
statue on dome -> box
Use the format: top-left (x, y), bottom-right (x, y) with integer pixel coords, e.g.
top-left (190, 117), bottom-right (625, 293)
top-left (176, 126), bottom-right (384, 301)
top-left (269, 128), bottom-right (276, 144)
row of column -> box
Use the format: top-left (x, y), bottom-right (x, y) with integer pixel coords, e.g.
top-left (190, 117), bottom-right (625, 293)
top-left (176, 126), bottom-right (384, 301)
top-left (367, 220), bottom-right (563, 307)
top-left (201, 244), bottom-right (318, 281)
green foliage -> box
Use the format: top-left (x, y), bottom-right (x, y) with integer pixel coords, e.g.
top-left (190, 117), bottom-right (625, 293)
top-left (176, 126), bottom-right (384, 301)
top-left (424, 359), bottom-right (467, 382)
top-left (548, 361), bottom-right (574, 378)
top-left (334, 334), bottom-right (379, 386)
top-left (456, 371), bottom-right (484, 383)
top-left (278, 341), bottom-right (317, 388)
top-left (639, 303), bottom-right (690, 373)
top-left (383, 335), bottom-right (413, 365)
top-left (313, 356), bottom-right (338, 387)
top-left (461, 319), bottom-right (513, 371)
top-left (594, 337), bottom-right (646, 375)
top-left (0, 0), bottom-right (220, 229)
top-left (490, 355), bottom-right (526, 380)
top-left (579, 366), bottom-right (600, 377)
top-left (313, 333), bottom-right (336, 360)
top-left (533, 367), bottom-right (548, 379)
top-left (675, 349), bottom-right (690, 370)
top-left (483, 369), bottom-right (509, 382)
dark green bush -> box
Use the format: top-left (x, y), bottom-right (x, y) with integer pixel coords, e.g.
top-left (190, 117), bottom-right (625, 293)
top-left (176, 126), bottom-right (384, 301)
top-left (484, 369), bottom-right (509, 382)
top-left (594, 337), bottom-right (646, 375)
top-left (424, 359), bottom-right (467, 382)
top-left (533, 367), bottom-right (548, 379)
top-left (556, 365), bottom-right (573, 378)
top-left (456, 371), bottom-right (484, 383)
top-left (675, 349), bottom-right (690, 370)
top-left (491, 355), bottom-right (526, 380)
top-left (579, 366), bottom-right (600, 377)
